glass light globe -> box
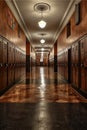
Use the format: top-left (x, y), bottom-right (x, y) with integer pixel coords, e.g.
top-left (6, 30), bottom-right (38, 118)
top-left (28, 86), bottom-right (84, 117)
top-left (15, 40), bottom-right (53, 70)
top-left (40, 39), bottom-right (45, 44)
top-left (41, 48), bottom-right (44, 51)
top-left (38, 20), bottom-right (46, 28)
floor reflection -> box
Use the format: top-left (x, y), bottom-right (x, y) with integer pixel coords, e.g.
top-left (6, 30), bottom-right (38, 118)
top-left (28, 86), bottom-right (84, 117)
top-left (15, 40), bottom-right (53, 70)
top-left (39, 68), bottom-right (46, 101)
top-left (33, 102), bottom-right (51, 130)
top-left (0, 67), bottom-right (87, 103)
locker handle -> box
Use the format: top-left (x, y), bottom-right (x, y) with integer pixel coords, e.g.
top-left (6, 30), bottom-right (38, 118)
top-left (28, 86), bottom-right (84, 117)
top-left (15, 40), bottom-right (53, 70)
top-left (0, 64), bottom-right (3, 67)
top-left (81, 64), bottom-right (84, 67)
top-left (6, 64), bottom-right (8, 67)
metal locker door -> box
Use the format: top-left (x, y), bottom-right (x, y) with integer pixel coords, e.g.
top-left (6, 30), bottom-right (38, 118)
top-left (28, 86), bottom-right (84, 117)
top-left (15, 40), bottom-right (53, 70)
top-left (0, 38), bottom-right (3, 90)
top-left (0, 65), bottom-right (3, 90)
top-left (0, 39), bottom-right (3, 65)
top-left (10, 43), bottom-right (14, 85)
top-left (84, 38), bottom-right (87, 92)
top-left (14, 48), bottom-right (16, 82)
top-left (18, 51), bottom-right (20, 78)
top-left (81, 67), bottom-right (86, 91)
top-left (84, 53), bottom-right (87, 92)
top-left (71, 45), bottom-right (76, 85)
top-left (15, 49), bottom-right (19, 81)
top-left (2, 40), bottom-right (8, 89)
top-left (80, 40), bottom-right (85, 91)
top-left (84, 37), bottom-right (87, 54)
top-left (66, 51), bottom-right (68, 80)
top-left (8, 42), bottom-right (12, 86)
top-left (75, 43), bottom-right (79, 88)
top-left (85, 67), bottom-right (87, 92)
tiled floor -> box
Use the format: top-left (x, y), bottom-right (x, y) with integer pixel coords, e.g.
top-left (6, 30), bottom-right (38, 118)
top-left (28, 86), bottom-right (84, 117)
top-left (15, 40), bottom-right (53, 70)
top-left (0, 67), bottom-right (87, 130)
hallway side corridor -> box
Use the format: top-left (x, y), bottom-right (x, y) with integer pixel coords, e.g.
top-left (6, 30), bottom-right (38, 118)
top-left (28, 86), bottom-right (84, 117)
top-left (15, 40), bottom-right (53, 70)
top-left (0, 67), bottom-right (87, 130)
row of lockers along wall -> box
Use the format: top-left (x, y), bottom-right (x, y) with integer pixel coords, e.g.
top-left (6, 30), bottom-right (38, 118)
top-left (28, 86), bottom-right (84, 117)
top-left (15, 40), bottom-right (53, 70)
top-left (58, 51), bottom-right (68, 81)
top-left (58, 35), bottom-right (87, 94)
top-left (0, 36), bottom-right (26, 94)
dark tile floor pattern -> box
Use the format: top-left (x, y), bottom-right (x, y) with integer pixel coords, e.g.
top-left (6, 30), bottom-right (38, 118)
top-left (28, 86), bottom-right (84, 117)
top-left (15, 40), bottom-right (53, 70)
top-left (0, 67), bottom-right (87, 130)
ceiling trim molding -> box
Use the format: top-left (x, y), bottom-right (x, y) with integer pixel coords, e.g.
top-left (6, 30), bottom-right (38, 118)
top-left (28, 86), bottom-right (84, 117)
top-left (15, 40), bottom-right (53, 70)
top-left (52, 0), bottom-right (81, 46)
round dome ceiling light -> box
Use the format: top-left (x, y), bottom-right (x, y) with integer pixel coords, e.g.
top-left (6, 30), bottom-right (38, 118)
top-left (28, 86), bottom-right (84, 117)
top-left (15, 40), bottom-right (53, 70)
top-left (38, 20), bottom-right (46, 28)
top-left (40, 39), bottom-right (45, 44)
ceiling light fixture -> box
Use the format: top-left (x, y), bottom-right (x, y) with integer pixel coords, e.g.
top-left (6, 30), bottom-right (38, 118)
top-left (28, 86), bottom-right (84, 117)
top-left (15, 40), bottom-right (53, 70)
top-left (34, 3), bottom-right (50, 29)
top-left (41, 48), bottom-right (44, 51)
top-left (38, 5), bottom-right (47, 29)
top-left (38, 20), bottom-right (46, 29)
top-left (40, 39), bottom-right (45, 44)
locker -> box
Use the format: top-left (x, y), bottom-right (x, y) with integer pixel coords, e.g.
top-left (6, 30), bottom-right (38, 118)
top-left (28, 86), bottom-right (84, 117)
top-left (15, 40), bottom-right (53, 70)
top-left (0, 36), bottom-right (26, 94)
top-left (72, 67), bottom-right (76, 85)
top-left (14, 48), bottom-right (16, 82)
top-left (2, 40), bottom-right (8, 89)
top-left (0, 66), bottom-right (3, 90)
top-left (68, 48), bottom-right (71, 83)
top-left (85, 68), bottom-right (87, 92)
top-left (65, 51), bottom-right (68, 80)
top-left (71, 42), bottom-right (79, 88)
top-left (14, 49), bottom-right (18, 82)
top-left (10, 45), bottom-right (15, 84)
top-left (84, 37), bottom-right (87, 53)
top-left (10, 44), bottom-right (15, 84)
top-left (8, 42), bottom-right (15, 86)
top-left (71, 45), bottom-right (76, 85)
top-left (0, 39), bottom-right (3, 90)
top-left (71, 45), bottom-right (75, 63)
top-left (75, 43), bottom-right (79, 87)
top-left (79, 37), bottom-right (87, 93)
top-left (80, 40), bottom-right (85, 91)
top-left (0, 39), bottom-right (3, 64)
top-left (84, 53), bottom-right (87, 92)
top-left (75, 67), bottom-right (79, 87)
top-left (8, 42), bottom-right (12, 86)
top-left (75, 43), bottom-right (79, 64)
top-left (80, 40), bottom-right (84, 64)
top-left (80, 68), bottom-right (86, 91)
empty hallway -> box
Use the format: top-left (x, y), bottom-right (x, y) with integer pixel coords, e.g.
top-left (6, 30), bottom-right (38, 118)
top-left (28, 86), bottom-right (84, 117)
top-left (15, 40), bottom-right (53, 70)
top-left (0, 0), bottom-right (87, 129)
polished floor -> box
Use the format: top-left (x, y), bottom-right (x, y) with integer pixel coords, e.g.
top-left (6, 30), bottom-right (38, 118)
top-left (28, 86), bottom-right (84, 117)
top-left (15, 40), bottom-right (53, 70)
top-left (0, 67), bottom-right (87, 130)
top-left (0, 67), bottom-right (87, 103)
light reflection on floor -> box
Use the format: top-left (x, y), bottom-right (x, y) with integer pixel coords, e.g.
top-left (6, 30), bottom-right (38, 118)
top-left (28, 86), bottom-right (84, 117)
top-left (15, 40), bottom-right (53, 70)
top-left (0, 67), bottom-right (87, 103)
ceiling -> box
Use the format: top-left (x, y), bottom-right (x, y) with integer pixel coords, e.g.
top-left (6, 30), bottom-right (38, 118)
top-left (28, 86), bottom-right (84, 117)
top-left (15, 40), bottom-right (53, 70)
top-left (5, 0), bottom-right (80, 55)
